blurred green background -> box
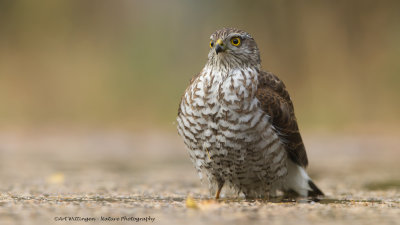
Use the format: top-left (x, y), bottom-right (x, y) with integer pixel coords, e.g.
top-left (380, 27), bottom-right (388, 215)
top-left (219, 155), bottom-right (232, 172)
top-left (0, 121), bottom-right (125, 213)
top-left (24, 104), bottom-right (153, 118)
top-left (1, 0), bottom-right (399, 132)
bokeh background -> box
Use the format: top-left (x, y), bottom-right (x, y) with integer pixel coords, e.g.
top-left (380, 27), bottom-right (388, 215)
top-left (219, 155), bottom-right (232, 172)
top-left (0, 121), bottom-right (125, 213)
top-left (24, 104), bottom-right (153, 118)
top-left (1, 0), bottom-right (399, 131)
top-left (0, 1), bottom-right (399, 225)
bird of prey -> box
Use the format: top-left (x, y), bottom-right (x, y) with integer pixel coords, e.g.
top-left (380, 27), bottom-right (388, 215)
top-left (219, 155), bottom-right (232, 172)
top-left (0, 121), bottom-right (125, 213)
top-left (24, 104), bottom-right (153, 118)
top-left (177, 28), bottom-right (323, 199)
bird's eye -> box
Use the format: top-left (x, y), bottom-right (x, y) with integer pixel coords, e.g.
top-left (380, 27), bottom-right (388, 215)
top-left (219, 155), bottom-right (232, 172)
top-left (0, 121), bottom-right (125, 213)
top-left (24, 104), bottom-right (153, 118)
top-left (230, 37), bottom-right (241, 46)
top-left (210, 41), bottom-right (214, 48)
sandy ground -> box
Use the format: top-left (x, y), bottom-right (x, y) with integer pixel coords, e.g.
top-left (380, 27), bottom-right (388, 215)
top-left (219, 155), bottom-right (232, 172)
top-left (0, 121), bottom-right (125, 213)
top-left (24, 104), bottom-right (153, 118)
top-left (0, 129), bottom-right (399, 225)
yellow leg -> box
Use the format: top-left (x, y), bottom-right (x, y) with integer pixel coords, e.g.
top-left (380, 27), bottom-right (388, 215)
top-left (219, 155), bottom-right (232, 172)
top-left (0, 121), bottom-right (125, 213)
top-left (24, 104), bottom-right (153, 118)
top-left (215, 185), bottom-right (223, 199)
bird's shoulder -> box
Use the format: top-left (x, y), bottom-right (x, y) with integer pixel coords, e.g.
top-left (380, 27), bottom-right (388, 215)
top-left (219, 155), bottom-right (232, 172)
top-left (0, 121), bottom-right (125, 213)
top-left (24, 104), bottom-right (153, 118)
top-left (256, 70), bottom-right (309, 167)
top-left (256, 70), bottom-right (292, 104)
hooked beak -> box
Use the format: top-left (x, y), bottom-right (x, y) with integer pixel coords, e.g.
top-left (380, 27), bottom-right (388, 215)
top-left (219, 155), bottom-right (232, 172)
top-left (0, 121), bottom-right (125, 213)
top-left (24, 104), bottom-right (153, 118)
top-left (215, 39), bottom-right (225, 54)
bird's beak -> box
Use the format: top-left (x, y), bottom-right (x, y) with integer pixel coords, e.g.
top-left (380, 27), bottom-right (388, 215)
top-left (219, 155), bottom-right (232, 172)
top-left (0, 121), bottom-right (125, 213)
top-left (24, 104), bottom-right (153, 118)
top-left (215, 39), bottom-right (225, 54)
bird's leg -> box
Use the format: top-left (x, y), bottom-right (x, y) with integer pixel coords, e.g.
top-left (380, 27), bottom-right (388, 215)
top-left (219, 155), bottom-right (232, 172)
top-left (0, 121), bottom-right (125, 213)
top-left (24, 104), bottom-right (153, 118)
top-left (206, 148), bottom-right (211, 160)
top-left (215, 182), bottom-right (224, 200)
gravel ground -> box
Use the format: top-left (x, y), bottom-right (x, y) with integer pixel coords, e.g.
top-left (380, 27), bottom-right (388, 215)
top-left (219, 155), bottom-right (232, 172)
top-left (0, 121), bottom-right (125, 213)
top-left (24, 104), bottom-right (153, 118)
top-left (0, 129), bottom-right (399, 225)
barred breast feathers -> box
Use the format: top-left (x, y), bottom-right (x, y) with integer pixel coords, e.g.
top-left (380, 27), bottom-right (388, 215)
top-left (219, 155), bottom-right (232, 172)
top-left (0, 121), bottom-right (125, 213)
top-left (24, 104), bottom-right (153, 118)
top-left (177, 65), bottom-right (289, 194)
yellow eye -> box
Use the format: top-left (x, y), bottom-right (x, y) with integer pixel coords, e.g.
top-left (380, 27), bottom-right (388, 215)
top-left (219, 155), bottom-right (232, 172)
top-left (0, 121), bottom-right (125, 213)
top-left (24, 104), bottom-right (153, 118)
top-left (230, 37), bottom-right (241, 46)
top-left (210, 41), bottom-right (214, 48)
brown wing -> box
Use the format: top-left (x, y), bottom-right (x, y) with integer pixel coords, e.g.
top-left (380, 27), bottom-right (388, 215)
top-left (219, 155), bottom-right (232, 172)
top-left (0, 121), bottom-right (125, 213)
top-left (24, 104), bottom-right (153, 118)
top-left (256, 71), bottom-right (309, 167)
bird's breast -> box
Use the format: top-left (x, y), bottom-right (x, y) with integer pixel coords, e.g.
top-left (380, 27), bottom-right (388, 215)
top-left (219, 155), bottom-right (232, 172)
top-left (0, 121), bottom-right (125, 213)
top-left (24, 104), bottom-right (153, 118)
top-left (177, 67), bottom-right (287, 185)
top-left (178, 67), bottom-right (266, 151)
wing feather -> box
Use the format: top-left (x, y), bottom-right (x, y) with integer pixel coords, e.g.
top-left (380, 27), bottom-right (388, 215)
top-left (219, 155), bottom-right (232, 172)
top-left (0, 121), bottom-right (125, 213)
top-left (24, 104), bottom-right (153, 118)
top-left (256, 71), bottom-right (309, 167)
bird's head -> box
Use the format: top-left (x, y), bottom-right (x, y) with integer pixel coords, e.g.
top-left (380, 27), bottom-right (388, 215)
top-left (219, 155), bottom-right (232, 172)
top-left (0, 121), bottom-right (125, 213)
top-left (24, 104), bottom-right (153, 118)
top-left (207, 28), bottom-right (261, 69)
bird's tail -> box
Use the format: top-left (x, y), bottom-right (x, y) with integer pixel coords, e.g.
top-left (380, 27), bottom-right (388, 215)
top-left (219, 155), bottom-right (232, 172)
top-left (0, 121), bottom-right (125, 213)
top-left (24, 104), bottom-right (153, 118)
top-left (284, 159), bottom-right (324, 197)
top-left (307, 179), bottom-right (324, 197)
